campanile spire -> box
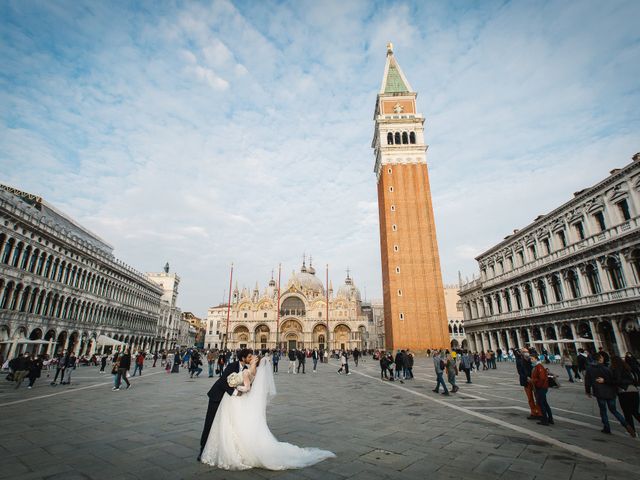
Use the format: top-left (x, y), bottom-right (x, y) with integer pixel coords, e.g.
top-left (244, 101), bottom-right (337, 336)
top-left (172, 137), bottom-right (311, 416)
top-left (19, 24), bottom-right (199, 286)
top-left (372, 44), bottom-right (449, 351)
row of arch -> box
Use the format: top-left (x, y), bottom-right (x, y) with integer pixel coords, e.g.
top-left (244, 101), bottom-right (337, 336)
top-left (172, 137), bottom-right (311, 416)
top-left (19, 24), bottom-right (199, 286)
top-left (467, 317), bottom-right (639, 356)
top-left (386, 131), bottom-right (416, 145)
top-left (229, 321), bottom-right (368, 350)
top-left (0, 232), bottom-right (159, 311)
top-left (464, 254), bottom-right (635, 320)
top-left (0, 324), bottom-right (164, 359)
top-left (0, 279), bottom-right (156, 334)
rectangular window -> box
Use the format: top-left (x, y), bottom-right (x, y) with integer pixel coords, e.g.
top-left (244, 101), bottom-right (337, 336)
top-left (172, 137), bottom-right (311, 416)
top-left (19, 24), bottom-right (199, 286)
top-left (594, 211), bottom-right (606, 232)
top-left (617, 199), bottom-right (631, 221)
top-left (541, 238), bottom-right (550, 255)
top-left (507, 256), bottom-right (513, 270)
top-left (557, 230), bottom-right (567, 248)
top-left (574, 221), bottom-right (585, 240)
top-left (528, 244), bottom-right (537, 261)
top-left (517, 251), bottom-right (524, 266)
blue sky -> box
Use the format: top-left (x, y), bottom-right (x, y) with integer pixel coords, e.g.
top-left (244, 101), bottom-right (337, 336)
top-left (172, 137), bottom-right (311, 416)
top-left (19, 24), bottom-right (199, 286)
top-left (1, 0), bottom-right (639, 316)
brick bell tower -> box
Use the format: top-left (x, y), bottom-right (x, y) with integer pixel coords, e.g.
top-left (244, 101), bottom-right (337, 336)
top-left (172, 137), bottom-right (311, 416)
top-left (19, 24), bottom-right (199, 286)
top-left (372, 43), bottom-right (449, 352)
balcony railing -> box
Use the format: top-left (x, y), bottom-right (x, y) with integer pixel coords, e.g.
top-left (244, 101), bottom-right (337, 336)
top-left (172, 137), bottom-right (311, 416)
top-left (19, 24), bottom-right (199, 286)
top-left (464, 285), bottom-right (640, 327)
top-left (481, 218), bottom-right (639, 289)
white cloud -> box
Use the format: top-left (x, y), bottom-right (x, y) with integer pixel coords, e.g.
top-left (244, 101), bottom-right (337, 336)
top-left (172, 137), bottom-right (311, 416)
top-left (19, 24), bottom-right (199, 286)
top-left (1, 0), bottom-right (639, 316)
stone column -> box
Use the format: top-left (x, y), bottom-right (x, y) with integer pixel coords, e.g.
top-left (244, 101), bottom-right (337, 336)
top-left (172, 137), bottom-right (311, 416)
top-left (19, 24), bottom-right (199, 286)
top-left (610, 319), bottom-right (628, 356)
top-left (515, 329), bottom-right (523, 349)
top-left (588, 319), bottom-right (602, 350)
top-left (569, 322), bottom-right (580, 352)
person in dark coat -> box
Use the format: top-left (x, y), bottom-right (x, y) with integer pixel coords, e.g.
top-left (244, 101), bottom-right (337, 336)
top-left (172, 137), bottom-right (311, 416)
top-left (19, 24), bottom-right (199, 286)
top-left (27, 355), bottom-right (43, 389)
top-left (585, 352), bottom-right (634, 436)
top-left (113, 349), bottom-right (131, 390)
top-left (394, 350), bottom-right (405, 380)
top-left (13, 353), bottom-right (31, 389)
top-left (296, 349), bottom-right (306, 374)
top-left (611, 355), bottom-right (639, 437)
top-left (516, 349), bottom-right (542, 420)
top-left (625, 352), bottom-right (640, 385)
top-left (198, 348), bottom-right (255, 461)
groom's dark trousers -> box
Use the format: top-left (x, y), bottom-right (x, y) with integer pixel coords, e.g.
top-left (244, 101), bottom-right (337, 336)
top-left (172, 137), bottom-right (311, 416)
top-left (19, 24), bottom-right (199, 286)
top-left (200, 361), bottom-right (240, 455)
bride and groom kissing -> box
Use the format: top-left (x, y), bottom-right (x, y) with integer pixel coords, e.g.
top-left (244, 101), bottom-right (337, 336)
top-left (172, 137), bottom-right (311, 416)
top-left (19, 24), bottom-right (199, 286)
top-left (198, 348), bottom-right (334, 471)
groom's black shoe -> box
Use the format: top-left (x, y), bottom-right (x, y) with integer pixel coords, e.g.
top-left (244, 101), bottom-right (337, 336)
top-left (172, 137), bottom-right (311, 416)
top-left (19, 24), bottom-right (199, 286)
top-left (197, 447), bottom-right (203, 462)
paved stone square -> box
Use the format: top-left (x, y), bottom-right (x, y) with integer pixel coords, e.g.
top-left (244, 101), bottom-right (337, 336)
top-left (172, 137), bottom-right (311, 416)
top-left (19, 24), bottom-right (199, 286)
top-left (1, 357), bottom-right (638, 479)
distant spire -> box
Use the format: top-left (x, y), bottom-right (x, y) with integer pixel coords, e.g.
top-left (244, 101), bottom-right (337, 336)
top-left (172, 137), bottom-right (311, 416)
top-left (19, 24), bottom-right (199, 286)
top-left (164, 262), bottom-right (170, 273)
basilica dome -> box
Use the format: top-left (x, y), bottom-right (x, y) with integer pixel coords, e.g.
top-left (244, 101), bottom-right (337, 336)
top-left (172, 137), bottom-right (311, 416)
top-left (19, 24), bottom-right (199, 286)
top-left (337, 273), bottom-right (361, 301)
top-left (289, 262), bottom-right (325, 295)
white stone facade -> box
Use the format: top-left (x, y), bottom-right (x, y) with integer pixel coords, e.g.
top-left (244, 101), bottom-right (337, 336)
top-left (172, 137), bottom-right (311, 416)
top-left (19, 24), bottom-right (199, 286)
top-left (444, 285), bottom-right (467, 350)
top-left (221, 262), bottom-right (375, 351)
top-left (146, 270), bottom-right (181, 351)
top-left (0, 185), bottom-right (163, 359)
top-left (459, 153), bottom-right (640, 356)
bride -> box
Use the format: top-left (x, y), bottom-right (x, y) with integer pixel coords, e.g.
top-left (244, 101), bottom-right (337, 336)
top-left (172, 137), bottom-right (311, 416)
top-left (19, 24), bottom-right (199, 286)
top-left (200, 354), bottom-right (335, 470)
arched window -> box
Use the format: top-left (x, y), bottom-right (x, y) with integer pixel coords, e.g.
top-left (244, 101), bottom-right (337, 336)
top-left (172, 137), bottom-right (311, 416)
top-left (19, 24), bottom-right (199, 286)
top-left (2, 238), bottom-right (15, 264)
top-left (605, 257), bottom-right (625, 290)
top-left (630, 249), bottom-right (640, 284)
top-left (387, 132), bottom-right (393, 145)
top-left (513, 288), bottom-right (523, 310)
top-left (494, 293), bottom-right (502, 313)
top-left (504, 290), bottom-right (512, 312)
top-left (402, 132), bottom-right (408, 144)
top-left (536, 279), bottom-right (548, 305)
top-left (550, 274), bottom-right (563, 302)
top-left (566, 270), bottom-right (581, 298)
top-left (409, 132), bottom-right (416, 144)
top-left (394, 132), bottom-right (401, 144)
top-left (448, 324), bottom-right (453, 333)
top-left (524, 284), bottom-right (535, 307)
top-left (585, 264), bottom-right (601, 294)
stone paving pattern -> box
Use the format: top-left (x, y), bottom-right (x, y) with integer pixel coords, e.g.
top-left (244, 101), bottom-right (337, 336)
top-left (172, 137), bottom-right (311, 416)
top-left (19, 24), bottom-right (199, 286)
top-left (0, 356), bottom-right (638, 479)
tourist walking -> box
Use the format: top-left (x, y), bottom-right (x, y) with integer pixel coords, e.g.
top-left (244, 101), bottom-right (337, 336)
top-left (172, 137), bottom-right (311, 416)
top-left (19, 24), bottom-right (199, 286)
top-left (296, 349), bottom-right (306, 374)
top-left (459, 351), bottom-right (473, 384)
top-left (585, 352), bottom-right (634, 436)
top-left (50, 352), bottom-right (66, 385)
top-left (206, 350), bottom-right (215, 377)
top-left (272, 350), bottom-right (279, 373)
top-left (190, 351), bottom-right (203, 378)
top-left (27, 354), bottom-right (43, 389)
top-left (406, 350), bottom-right (414, 379)
top-left (516, 349), bottom-right (542, 420)
top-left (312, 348), bottom-right (319, 372)
top-left (611, 355), bottom-right (640, 437)
top-left (288, 349), bottom-right (297, 374)
top-left (132, 352), bottom-right (145, 376)
top-left (13, 353), bottom-right (31, 389)
top-left (432, 351), bottom-right (449, 395)
top-left (560, 351), bottom-right (575, 383)
top-left (394, 350), bottom-right (405, 380)
top-left (625, 352), bottom-right (640, 385)
top-left (445, 352), bottom-right (459, 393)
top-left (531, 354), bottom-right (553, 426)
top-left (171, 350), bottom-right (181, 373)
top-left (337, 350), bottom-right (351, 375)
top-left (100, 354), bottom-right (108, 373)
top-left (353, 348), bottom-right (360, 367)
top-left (113, 349), bottom-right (132, 391)
top-left (62, 353), bottom-right (76, 385)
top-left (153, 351), bottom-right (158, 367)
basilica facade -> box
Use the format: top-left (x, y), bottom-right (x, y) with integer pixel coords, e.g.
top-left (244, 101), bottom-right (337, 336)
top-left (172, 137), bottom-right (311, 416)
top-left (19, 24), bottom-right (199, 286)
top-left (216, 261), bottom-right (377, 351)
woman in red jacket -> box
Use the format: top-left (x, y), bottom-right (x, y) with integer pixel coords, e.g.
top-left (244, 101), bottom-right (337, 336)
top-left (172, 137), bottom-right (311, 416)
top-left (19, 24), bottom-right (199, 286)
top-left (531, 354), bottom-right (554, 426)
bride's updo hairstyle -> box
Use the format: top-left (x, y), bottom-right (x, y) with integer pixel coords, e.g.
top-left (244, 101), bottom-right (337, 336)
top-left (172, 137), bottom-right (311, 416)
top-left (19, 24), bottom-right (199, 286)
top-left (238, 348), bottom-right (253, 362)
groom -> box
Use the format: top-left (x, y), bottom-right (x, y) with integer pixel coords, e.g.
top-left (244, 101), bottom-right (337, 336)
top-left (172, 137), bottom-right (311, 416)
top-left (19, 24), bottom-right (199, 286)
top-left (198, 348), bottom-right (254, 461)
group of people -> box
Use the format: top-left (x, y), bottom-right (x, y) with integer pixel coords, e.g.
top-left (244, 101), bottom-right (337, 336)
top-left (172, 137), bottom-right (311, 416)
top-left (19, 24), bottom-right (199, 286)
top-left (516, 346), bottom-right (640, 436)
top-left (378, 349), bottom-right (415, 382)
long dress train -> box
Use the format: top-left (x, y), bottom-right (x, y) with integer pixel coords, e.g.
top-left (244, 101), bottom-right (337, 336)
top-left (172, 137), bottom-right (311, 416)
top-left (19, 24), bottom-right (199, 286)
top-left (201, 357), bottom-right (335, 470)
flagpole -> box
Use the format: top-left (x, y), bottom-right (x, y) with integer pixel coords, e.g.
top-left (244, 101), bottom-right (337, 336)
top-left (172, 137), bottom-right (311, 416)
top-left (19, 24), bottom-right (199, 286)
top-left (326, 264), bottom-right (330, 352)
top-left (224, 263), bottom-right (234, 350)
top-left (276, 263), bottom-right (282, 351)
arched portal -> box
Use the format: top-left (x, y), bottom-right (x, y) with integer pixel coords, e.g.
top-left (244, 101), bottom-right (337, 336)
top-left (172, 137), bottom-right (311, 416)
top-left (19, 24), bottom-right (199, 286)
top-left (333, 324), bottom-right (351, 350)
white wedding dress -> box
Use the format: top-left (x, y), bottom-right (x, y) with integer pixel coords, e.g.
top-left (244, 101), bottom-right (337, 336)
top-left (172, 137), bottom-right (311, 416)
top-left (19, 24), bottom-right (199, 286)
top-left (201, 357), bottom-right (335, 470)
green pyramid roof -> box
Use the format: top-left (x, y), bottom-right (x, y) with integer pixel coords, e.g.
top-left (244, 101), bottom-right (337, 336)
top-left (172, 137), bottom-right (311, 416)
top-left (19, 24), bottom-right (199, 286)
top-left (384, 62), bottom-right (409, 94)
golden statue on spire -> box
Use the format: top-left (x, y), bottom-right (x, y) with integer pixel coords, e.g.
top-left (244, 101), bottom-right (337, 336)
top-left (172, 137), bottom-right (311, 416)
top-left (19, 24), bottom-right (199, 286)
top-left (386, 42), bottom-right (394, 55)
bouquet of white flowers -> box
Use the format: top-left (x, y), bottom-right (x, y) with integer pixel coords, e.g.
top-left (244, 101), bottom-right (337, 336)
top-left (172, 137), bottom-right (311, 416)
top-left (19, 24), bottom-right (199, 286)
top-left (227, 371), bottom-right (243, 388)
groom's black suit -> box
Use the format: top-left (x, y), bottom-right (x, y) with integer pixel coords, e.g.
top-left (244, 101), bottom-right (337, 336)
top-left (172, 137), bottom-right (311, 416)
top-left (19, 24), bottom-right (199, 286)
top-left (199, 360), bottom-right (246, 454)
